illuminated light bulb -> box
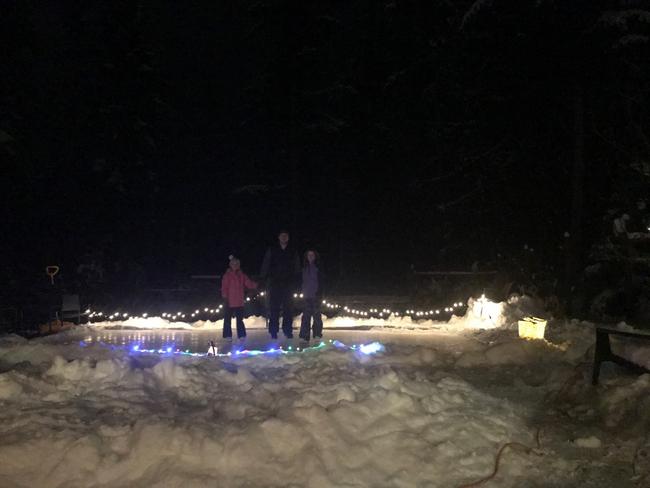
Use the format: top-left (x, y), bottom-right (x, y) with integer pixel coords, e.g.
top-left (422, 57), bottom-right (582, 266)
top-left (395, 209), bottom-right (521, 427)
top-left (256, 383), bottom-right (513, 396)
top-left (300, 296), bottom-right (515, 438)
top-left (322, 300), bottom-right (326, 304)
top-left (195, 310), bottom-right (199, 314)
top-left (246, 297), bottom-right (250, 302)
top-left (293, 293), bottom-right (298, 298)
top-left (299, 293), bottom-right (303, 298)
top-left (210, 309), bottom-right (215, 313)
top-left (143, 313), bottom-right (148, 317)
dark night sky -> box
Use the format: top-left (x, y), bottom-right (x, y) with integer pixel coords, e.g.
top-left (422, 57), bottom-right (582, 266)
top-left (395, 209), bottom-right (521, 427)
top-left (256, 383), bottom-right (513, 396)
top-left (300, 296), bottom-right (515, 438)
top-left (2, 1), bottom-right (650, 296)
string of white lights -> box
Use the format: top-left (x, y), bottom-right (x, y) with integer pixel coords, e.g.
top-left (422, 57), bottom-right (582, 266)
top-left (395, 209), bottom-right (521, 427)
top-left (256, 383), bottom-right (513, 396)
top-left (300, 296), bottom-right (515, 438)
top-left (84, 292), bottom-right (467, 323)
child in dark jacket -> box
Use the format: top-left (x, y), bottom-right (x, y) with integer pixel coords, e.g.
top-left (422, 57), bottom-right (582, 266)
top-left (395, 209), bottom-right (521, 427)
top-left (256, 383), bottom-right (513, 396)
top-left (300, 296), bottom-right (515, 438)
top-left (299, 249), bottom-right (323, 342)
top-left (221, 256), bottom-right (257, 340)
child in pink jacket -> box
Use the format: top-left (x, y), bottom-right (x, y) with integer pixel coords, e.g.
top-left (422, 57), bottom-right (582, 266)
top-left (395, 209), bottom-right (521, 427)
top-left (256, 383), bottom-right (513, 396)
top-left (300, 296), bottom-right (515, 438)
top-left (221, 256), bottom-right (258, 340)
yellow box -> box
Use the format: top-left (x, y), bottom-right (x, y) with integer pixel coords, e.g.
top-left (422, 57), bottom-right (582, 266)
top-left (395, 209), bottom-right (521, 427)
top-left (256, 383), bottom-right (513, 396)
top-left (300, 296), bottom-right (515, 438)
top-left (517, 317), bottom-right (547, 340)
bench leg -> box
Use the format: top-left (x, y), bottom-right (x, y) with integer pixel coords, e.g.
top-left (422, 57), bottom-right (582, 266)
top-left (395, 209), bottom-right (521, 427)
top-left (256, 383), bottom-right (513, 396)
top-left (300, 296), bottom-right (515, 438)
top-left (592, 330), bottom-right (612, 385)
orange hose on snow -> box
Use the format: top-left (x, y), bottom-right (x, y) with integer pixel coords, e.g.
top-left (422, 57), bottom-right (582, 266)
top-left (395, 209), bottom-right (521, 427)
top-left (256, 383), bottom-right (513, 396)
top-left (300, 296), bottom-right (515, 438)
top-left (457, 442), bottom-right (540, 488)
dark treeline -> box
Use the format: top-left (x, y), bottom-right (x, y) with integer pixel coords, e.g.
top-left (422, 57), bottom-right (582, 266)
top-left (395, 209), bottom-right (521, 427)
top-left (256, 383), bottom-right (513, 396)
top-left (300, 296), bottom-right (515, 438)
top-left (2, 1), bottom-right (649, 313)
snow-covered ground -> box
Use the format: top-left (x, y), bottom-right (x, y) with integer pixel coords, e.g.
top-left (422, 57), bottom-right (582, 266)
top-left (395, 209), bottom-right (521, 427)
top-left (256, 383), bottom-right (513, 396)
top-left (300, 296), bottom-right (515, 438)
top-left (1, 296), bottom-right (650, 487)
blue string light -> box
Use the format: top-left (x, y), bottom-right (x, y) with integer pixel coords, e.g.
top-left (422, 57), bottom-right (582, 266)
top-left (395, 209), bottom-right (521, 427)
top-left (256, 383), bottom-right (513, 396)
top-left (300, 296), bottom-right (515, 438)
top-left (96, 339), bottom-right (385, 359)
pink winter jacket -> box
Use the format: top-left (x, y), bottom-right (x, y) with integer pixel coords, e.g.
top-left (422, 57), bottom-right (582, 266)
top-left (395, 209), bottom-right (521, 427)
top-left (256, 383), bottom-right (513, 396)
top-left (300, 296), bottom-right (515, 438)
top-left (221, 269), bottom-right (257, 307)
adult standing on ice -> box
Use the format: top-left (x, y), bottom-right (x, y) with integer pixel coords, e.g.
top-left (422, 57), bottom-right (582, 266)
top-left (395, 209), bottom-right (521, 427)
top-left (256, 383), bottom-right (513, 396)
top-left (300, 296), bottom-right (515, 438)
top-left (221, 256), bottom-right (257, 340)
top-left (299, 249), bottom-right (324, 343)
top-left (260, 230), bottom-right (300, 339)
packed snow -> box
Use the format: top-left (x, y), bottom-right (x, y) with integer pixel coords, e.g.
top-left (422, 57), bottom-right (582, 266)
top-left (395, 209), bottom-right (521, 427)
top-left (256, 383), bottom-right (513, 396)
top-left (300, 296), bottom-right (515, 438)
top-left (1, 296), bottom-right (650, 487)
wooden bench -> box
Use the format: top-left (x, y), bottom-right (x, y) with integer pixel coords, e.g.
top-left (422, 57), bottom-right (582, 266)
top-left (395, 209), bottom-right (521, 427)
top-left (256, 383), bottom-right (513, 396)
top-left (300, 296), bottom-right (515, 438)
top-left (592, 327), bottom-right (650, 384)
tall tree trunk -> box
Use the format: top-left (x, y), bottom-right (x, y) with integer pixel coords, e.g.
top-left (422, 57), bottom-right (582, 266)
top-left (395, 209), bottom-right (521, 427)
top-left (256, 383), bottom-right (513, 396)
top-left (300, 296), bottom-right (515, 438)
top-left (283, 0), bottom-right (299, 232)
top-left (565, 81), bottom-right (585, 309)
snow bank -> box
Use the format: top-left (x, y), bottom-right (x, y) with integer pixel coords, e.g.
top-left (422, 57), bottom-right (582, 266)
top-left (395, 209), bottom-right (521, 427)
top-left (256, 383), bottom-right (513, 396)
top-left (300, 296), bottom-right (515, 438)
top-left (3, 294), bottom-right (650, 486)
top-left (0, 336), bottom-right (545, 487)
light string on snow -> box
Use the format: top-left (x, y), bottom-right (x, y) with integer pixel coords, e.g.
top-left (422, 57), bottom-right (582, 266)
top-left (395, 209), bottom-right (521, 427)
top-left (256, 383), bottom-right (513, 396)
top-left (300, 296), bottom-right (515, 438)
top-left (82, 292), bottom-right (468, 324)
top-left (84, 338), bottom-right (385, 359)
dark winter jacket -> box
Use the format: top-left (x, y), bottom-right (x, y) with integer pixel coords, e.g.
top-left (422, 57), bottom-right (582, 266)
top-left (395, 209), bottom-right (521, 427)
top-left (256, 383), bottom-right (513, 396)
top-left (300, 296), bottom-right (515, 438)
top-left (260, 245), bottom-right (300, 288)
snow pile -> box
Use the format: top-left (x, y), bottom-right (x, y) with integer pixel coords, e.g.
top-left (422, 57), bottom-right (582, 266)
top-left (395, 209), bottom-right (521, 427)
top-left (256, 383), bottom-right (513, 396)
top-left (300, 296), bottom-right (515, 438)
top-left (0, 335), bottom-right (547, 487)
top-left (455, 339), bottom-right (553, 368)
top-left (3, 295), bottom-right (650, 486)
top-left (598, 374), bottom-right (650, 428)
